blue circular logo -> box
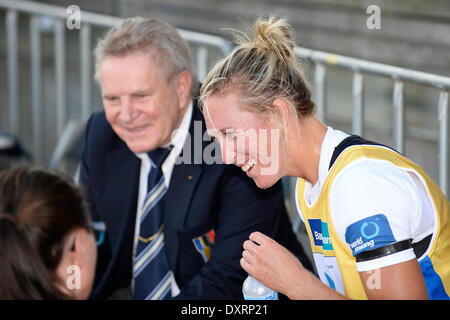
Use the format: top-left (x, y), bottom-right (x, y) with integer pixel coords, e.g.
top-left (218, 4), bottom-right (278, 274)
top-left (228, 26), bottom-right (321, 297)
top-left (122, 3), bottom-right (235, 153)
top-left (360, 222), bottom-right (380, 239)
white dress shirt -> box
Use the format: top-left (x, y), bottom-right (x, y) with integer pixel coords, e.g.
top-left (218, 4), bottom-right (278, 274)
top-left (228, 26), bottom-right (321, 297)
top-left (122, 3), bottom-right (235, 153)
top-left (132, 101), bottom-right (193, 297)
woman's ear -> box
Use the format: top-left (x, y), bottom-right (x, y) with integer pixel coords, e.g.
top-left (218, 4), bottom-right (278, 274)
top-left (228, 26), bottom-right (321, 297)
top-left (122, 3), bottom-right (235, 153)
top-left (72, 229), bottom-right (86, 267)
top-left (54, 228), bottom-right (81, 298)
top-left (272, 98), bottom-right (290, 127)
top-left (61, 229), bottom-right (80, 267)
top-left (60, 228), bottom-right (96, 299)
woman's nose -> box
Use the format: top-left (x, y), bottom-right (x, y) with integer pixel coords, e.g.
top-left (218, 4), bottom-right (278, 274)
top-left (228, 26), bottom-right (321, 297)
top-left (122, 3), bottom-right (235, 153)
top-left (220, 138), bottom-right (236, 165)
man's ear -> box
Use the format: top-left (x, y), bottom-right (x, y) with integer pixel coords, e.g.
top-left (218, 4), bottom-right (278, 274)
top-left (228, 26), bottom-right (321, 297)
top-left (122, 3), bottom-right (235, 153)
top-left (175, 70), bottom-right (192, 109)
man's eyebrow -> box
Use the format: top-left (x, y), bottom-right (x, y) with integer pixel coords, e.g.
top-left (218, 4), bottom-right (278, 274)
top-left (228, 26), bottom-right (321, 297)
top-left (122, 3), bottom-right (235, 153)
top-left (102, 89), bottom-right (153, 98)
top-left (102, 94), bottom-right (117, 99)
top-left (131, 89), bottom-right (153, 95)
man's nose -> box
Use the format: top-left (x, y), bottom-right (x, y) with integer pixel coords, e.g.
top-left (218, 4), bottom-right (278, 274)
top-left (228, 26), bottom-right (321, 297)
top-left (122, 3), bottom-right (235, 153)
top-left (119, 98), bottom-right (138, 123)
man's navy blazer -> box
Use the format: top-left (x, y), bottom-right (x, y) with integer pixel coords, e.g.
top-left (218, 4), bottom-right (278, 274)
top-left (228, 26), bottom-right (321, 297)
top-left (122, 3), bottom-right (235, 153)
top-left (80, 103), bottom-right (311, 299)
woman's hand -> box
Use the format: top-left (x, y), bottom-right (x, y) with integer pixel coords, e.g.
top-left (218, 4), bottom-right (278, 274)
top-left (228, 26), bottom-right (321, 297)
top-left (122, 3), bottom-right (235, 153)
top-left (240, 231), bottom-right (305, 297)
top-left (240, 231), bottom-right (348, 299)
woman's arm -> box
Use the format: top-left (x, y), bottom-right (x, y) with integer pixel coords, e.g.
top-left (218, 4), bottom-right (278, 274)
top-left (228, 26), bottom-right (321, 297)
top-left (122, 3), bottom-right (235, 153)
top-left (241, 232), bottom-right (428, 300)
top-left (359, 259), bottom-right (428, 299)
top-left (241, 231), bottom-right (347, 299)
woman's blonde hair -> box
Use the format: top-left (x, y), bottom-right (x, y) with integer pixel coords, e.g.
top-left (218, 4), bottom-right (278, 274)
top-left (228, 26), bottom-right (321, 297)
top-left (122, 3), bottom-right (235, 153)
top-left (199, 16), bottom-right (315, 124)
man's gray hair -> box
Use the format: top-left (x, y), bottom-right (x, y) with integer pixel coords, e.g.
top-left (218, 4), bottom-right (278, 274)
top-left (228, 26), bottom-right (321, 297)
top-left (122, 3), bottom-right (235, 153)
top-left (94, 17), bottom-right (197, 93)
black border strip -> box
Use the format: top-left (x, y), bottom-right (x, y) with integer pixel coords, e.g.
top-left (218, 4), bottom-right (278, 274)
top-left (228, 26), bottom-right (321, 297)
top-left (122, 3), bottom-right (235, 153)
top-left (356, 239), bottom-right (412, 262)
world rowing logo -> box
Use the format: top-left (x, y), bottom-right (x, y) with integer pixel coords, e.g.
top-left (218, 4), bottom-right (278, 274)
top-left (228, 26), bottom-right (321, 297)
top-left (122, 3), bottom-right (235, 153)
top-left (345, 214), bottom-right (396, 257)
top-left (361, 221), bottom-right (380, 240)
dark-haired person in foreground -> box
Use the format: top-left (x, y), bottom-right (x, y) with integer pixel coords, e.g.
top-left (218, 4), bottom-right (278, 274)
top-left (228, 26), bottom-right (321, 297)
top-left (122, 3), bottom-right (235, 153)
top-left (0, 167), bottom-right (98, 299)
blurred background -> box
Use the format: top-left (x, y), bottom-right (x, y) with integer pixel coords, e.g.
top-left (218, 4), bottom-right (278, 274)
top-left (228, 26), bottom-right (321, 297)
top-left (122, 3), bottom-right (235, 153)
top-left (1, 0), bottom-right (449, 266)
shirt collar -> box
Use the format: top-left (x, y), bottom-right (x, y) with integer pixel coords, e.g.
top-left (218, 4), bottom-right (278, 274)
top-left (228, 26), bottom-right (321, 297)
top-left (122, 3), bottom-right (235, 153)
top-left (317, 126), bottom-right (349, 185)
top-left (170, 100), bottom-right (193, 152)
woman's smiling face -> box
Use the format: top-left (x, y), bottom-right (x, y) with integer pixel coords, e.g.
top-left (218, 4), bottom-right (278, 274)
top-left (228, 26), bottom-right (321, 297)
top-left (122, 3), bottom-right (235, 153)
top-left (203, 91), bottom-right (286, 189)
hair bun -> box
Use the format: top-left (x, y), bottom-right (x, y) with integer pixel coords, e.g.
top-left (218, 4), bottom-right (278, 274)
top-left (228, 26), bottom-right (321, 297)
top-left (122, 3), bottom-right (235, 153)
top-left (253, 17), bottom-right (295, 62)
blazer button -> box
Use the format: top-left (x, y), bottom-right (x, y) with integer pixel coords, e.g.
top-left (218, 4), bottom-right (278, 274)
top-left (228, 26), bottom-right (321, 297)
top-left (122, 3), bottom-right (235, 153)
top-left (187, 175), bottom-right (193, 181)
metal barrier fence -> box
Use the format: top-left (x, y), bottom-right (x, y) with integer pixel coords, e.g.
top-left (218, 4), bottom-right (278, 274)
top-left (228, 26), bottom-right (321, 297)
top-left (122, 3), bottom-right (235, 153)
top-left (1, 0), bottom-right (449, 197)
top-left (0, 0), bottom-right (232, 166)
top-left (294, 47), bottom-right (449, 196)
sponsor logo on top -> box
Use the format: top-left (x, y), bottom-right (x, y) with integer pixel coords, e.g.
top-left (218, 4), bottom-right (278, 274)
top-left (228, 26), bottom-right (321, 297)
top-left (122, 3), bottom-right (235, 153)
top-left (308, 219), bottom-right (333, 251)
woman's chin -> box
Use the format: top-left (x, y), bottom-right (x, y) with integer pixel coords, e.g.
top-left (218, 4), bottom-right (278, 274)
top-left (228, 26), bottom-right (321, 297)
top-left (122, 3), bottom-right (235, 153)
top-left (243, 161), bottom-right (281, 189)
top-left (251, 172), bottom-right (278, 189)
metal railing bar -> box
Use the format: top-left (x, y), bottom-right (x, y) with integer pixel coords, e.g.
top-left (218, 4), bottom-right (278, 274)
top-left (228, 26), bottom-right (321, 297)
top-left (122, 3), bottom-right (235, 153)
top-left (393, 80), bottom-right (405, 154)
top-left (80, 23), bottom-right (91, 121)
top-left (54, 18), bottom-right (66, 136)
top-left (30, 14), bottom-right (42, 164)
top-left (438, 90), bottom-right (448, 196)
top-left (6, 9), bottom-right (18, 135)
top-left (314, 63), bottom-right (326, 122)
top-left (48, 119), bottom-right (85, 169)
top-left (196, 45), bottom-right (209, 82)
top-left (0, 0), bottom-right (233, 55)
top-left (352, 72), bottom-right (364, 136)
top-left (178, 29), bottom-right (232, 55)
top-left (295, 46), bottom-right (450, 90)
top-left (0, 0), bottom-right (122, 27)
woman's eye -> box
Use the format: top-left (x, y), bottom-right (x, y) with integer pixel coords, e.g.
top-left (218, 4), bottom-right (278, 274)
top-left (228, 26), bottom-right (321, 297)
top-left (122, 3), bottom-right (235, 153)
top-left (226, 130), bottom-right (243, 141)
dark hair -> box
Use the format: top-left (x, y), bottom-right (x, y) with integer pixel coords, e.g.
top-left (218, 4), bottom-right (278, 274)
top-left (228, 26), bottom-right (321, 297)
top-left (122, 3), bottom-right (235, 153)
top-left (0, 167), bottom-right (92, 299)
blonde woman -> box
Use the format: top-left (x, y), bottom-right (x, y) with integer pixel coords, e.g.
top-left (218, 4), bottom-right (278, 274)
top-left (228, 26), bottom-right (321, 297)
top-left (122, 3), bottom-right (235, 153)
top-left (199, 17), bottom-right (449, 300)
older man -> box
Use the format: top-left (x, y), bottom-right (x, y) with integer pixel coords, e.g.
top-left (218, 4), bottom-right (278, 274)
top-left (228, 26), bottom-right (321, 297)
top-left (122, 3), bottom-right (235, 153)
top-left (80, 17), bottom-right (311, 300)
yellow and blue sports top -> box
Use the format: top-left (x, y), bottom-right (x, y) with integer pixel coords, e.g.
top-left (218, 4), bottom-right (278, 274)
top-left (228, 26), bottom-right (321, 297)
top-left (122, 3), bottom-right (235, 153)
top-left (295, 127), bottom-right (450, 300)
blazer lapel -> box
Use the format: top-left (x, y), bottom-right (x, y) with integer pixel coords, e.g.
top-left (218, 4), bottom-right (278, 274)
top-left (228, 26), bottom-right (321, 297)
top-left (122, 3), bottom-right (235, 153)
top-left (103, 146), bottom-right (140, 250)
top-left (164, 103), bottom-right (206, 269)
top-left (164, 163), bottom-right (202, 225)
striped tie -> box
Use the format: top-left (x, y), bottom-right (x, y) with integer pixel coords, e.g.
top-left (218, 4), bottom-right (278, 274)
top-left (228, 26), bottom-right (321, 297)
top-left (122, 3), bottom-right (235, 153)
top-left (133, 146), bottom-right (173, 300)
